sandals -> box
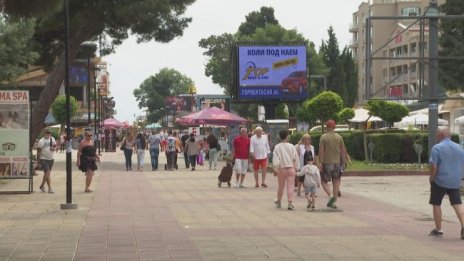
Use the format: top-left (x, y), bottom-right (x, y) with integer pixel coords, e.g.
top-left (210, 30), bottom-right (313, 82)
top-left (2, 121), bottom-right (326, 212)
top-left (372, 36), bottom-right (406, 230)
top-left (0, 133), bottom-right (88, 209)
top-left (85, 189), bottom-right (93, 193)
top-left (261, 184), bottom-right (267, 188)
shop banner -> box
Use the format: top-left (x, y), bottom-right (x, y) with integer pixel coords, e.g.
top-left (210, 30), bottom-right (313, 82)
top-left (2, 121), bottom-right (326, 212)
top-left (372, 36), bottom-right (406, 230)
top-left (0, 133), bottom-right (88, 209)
top-left (0, 91), bottom-right (30, 178)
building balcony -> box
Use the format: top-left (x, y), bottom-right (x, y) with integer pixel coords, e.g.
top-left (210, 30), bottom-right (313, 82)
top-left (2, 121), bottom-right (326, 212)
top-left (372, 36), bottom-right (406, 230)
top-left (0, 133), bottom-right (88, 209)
top-left (349, 39), bottom-right (358, 47)
top-left (349, 23), bottom-right (358, 32)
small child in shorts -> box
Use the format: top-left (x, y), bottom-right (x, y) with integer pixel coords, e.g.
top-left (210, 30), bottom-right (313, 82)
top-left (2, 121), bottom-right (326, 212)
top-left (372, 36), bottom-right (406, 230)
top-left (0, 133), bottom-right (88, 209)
top-left (297, 150), bottom-right (321, 210)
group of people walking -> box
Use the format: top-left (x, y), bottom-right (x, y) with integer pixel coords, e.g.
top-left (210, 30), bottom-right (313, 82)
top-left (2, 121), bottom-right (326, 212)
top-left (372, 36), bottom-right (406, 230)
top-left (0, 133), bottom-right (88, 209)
top-left (119, 129), bottom-right (221, 172)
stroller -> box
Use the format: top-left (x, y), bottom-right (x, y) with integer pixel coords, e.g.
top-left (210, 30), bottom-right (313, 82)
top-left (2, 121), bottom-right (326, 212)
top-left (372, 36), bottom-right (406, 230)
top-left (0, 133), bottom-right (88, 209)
top-left (217, 160), bottom-right (234, 187)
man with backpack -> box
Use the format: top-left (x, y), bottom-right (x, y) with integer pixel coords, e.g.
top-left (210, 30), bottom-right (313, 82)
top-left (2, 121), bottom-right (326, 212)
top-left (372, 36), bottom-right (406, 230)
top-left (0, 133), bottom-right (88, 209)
top-left (36, 128), bottom-right (57, 193)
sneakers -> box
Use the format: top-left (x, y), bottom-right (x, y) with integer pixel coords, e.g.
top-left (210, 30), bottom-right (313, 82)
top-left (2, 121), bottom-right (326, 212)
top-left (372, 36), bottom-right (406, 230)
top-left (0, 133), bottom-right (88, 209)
top-left (311, 206), bottom-right (316, 211)
top-left (261, 184), bottom-right (267, 188)
top-left (327, 197), bottom-right (337, 208)
top-left (274, 200), bottom-right (281, 208)
top-left (48, 189), bottom-right (55, 194)
top-left (234, 181), bottom-right (239, 188)
top-left (39, 186), bottom-right (46, 193)
top-left (428, 228), bottom-right (444, 237)
top-left (287, 203), bottom-right (295, 210)
top-left (239, 183), bottom-right (246, 188)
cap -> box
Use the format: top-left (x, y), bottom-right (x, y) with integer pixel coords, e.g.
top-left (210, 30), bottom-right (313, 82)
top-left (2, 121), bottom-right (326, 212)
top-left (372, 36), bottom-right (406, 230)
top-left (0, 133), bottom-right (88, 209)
top-left (326, 119), bottom-right (336, 128)
top-left (44, 128), bottom-right (52, 133)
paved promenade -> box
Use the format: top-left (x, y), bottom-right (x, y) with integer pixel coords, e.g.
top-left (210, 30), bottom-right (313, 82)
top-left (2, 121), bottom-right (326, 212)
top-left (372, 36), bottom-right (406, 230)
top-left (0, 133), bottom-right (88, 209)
top-left (0, 151), bottom-right (462, 260)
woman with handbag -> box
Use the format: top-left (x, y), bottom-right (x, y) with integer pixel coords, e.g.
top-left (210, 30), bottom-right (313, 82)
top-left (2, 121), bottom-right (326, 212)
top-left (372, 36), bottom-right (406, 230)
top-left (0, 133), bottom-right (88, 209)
top-left (76, 130), bottom-right (100, 192)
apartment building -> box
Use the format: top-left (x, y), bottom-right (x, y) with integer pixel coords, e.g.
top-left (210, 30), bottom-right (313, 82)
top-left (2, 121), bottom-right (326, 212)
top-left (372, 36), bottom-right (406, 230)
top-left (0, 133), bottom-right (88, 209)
top-left (350, 0), bottom-right (444, 104)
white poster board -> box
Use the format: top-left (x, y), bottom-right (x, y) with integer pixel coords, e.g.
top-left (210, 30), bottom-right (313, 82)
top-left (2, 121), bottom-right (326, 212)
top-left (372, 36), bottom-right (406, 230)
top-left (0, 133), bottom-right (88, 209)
top-left (0, 91), bottom-right (30, 178)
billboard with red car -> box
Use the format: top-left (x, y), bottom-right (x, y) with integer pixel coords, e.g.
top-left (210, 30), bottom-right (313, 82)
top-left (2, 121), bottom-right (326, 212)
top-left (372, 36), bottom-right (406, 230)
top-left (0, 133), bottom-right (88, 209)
top-left (237, 45), bottom-right (308, 101)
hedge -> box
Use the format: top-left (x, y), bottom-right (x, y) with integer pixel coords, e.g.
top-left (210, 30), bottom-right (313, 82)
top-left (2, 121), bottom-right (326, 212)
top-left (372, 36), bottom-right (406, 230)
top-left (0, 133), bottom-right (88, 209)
top-left (289, 129), bottom-right (459, 163)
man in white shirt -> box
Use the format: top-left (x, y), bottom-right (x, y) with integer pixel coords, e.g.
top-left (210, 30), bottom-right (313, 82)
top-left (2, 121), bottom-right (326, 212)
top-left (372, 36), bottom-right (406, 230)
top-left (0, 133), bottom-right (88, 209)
top-left (250, 126), bottom-right (271, 188)
top-left (37, 128), bottom-right (57, 193)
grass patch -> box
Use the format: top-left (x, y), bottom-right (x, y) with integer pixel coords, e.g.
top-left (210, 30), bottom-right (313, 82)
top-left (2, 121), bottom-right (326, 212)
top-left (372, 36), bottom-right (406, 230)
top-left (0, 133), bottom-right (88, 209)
top-left (347, 160), bottom-right (428, 171)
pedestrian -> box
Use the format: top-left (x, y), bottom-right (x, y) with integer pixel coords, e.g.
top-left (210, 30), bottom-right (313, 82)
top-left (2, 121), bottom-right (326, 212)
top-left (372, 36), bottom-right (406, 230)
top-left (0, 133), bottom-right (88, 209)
top-left (206, 129), bottom-right (220, 170)
top-left (135, 132), bottom-right (146, 171)
top-left (318, 119), bottom-right (348, 209)
top-left (232, 128), bottom-right (250, 188)
top-left (160, 128), bottom-right (167, 152)
top-left (272, 129), bottom-right (300, 210)
top-left (250, 126), bottom-right (271, 188)
top-left (428, 127), bottom-right (464, 239)
top-left (165, 130), bottom-right (177, 170)
top-left (174, 131), bottom-right (182, 168)
top-left (59, 132), bottom-right (65, 153)
top-left (297, 150), bottom-right (321, 210)
top-left (181, 130), bottom-right (190, 168)
top-left (295, 134), bottom-right (315, 196)
top-left (37, 128), bottom-right (57, 193)
top-left (121, 132), bottom-right (136, 171)
top-left (147, 130), bottom-right (161, 170)
top-left (77, 130), bottom-right (99, 192)
top-left (184, 133), bottom-right (200, 171)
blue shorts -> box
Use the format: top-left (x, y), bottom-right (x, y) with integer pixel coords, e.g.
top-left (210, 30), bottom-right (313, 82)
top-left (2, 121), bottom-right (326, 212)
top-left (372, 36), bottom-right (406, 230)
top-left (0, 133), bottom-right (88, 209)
top-left (304, 185), bottom-right (317, 194)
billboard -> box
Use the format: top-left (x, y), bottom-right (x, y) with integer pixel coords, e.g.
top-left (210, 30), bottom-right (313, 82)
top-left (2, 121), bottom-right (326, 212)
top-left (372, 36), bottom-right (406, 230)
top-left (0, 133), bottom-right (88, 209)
top-left (0, 91), bottom-right (30, 178)
top-left (166, 95), bottom-right (231, 114)
top-left (237, 45), bottom-right (307, 101)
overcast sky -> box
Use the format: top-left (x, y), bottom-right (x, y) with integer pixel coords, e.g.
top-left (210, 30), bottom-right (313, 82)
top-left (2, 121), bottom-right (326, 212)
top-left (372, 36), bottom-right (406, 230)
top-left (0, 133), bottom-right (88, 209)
top-left (105, 0), bottom-right (364, 122)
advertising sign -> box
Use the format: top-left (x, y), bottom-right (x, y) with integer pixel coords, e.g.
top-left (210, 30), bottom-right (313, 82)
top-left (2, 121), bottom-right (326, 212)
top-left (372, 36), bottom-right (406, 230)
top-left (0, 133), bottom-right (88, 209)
top-left (166, 95), bottom-right (231, 114)
top-left (104, 129), bottom-right (117, 152)
top-left (238, 45), bottom-right (307, 101)
top-left (0, 91), bottom-right (30, 178)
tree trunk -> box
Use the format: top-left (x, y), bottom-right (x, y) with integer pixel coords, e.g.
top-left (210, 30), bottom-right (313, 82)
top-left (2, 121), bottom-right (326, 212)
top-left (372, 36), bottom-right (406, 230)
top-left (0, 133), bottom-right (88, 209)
top-left (29, 30), bottom-right (92, 148)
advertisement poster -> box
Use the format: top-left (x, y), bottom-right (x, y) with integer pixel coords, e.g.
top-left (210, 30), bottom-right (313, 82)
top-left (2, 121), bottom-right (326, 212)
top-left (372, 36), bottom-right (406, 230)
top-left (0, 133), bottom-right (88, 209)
top-left (0, 91), bottom-right (30, 178)
top-left (238, 45), bottom-right (307, 101)
top-left (166, 95), bottom-right (231, 114)
top-left (104, 128), bottom-right (117, 152)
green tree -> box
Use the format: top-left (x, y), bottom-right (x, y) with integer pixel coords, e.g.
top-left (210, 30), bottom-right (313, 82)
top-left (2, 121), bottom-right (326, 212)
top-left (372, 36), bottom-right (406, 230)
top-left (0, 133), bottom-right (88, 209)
top-left (438, 0), bottom-right (464, 90)
top-left (365, 100), bottom-right (408, 128)
top-left (298, 91), bottom-right (343, 130)
top-left (276, 104), bottom-right (288, 119)
top-left (2, 0), bottom-right (195, 147)
top-left (50, 95), bottom-right (79, 133)
top-left (238, 6), bottom-right (279, 37)
top-left (338, 107), bottom-right (355, 127)
top-left (133, 68), bottom-right (194, 123)
top-left (0, 17), bottom-right (38, 82)
top-left (319, 27), bottom-right (358, 107)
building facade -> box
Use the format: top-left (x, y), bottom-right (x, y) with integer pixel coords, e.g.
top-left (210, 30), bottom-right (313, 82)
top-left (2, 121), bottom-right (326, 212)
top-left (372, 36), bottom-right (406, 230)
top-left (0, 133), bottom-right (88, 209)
top-left (350, 0), bottom-right (444, 104)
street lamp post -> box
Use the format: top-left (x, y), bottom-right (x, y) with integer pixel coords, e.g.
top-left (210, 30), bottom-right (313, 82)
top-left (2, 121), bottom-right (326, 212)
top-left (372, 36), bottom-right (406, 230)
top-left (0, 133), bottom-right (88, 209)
top-left (60, 0), bottom-right (77, 210)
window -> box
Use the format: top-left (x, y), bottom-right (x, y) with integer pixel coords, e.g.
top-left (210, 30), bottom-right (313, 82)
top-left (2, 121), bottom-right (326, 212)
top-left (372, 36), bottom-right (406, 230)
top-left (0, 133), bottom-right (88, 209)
top-left (411, 42), bottom-right (417, 54)
top-left (411, 63), bottom-right (417, 73)
top-left (401, 7), bottom-right (421, 16)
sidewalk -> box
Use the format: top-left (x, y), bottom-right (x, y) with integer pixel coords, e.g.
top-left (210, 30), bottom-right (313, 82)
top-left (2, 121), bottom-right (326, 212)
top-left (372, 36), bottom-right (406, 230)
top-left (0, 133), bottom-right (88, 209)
top-left (0, 151), bottom-right (462, 260)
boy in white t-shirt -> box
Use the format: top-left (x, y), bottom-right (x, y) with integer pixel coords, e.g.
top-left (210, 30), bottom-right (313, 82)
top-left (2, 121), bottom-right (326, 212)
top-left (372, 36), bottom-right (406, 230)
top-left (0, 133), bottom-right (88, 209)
top-left (297, 151), bottom-right (321, 210)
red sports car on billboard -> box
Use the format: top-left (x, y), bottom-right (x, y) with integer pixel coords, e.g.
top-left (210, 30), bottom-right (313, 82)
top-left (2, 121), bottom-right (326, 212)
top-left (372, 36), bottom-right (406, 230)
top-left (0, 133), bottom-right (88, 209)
top-left (280, 71), bottom-right (307, 94)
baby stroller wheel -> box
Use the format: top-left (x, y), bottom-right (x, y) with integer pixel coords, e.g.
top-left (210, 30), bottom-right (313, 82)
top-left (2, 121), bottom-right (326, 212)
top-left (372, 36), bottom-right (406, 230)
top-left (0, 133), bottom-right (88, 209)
top-left (218, 180), bottom-right (221, 187)
top-left (227, 181), bottom-right (231, 187)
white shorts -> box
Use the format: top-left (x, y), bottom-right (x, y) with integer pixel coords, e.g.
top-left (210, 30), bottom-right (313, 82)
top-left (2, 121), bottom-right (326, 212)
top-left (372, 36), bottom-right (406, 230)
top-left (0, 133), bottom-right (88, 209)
top-left (234, 159), bottom-right (248, 174)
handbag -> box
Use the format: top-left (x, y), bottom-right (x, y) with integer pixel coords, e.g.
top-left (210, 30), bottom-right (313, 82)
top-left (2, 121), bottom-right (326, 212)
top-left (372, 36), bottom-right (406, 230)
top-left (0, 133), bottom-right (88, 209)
top-left (120, 141), bottom-right (126, 151)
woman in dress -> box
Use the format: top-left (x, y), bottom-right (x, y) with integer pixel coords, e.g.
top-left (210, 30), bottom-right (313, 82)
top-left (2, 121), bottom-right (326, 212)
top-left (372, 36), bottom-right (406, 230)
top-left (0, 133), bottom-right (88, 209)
top-left (272, 129), bottom-right (300, 210)
top-left (295, 134), bottom-right (315, 196)
top-left (76, 130), bottom-right (100, 193)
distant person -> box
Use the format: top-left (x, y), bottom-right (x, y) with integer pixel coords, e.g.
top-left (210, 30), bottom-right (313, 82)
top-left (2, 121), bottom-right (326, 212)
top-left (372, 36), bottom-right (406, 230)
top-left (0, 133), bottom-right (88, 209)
top-left (59, 132), bottom-right (66, 153)
top-left (272, 129), bottom-right (299, 210)
top-left (135, 132), bottom-right (146, 171)
top-left (206, 130), bottom-right (220, 170)
top-left (184, 133), bottom-right (200, 171)
top-left (428, 127), bottom-right (464, 239)
top-left (318, 119), bottom-right (348, 209)
top-left (122, 132), bottom-right (136, 171)
top-left (37, 128), bottom-right (57, 193)
top-left (147, 131), bottom-right (161, 170)
top-left (295, 134), bottom-right (315, 196)
top-left (181, 130), bottom-right (191, 168)
top-left (297, 151), bottom-right (321, 210)
top-left (165, 131), bottom-right (177, 171)
top-left (232, 128), bottom-right (250, 188)
top-left (77, 130), bottom-right (99, 193)
top-left (250, 126), bottom-right (271, 188)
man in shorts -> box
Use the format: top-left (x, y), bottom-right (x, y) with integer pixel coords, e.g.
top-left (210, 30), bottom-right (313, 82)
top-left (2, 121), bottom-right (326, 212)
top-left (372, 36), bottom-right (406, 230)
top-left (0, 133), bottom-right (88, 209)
top-left (428, 127), bottom-right (464, 239)
top-left (37, 128), bottom-right (57, 193)
top-left (318, 119), bottom-right (348, 209)
top-left (232, 128), bottom-right (250, 188)
top-left (250, 126), bottom-right (271, 188)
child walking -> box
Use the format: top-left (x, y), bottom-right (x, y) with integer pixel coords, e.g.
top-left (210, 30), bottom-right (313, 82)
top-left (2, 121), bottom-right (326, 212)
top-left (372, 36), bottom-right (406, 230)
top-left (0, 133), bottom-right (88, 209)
top-left (297, 151), bottom-right (321, 210)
